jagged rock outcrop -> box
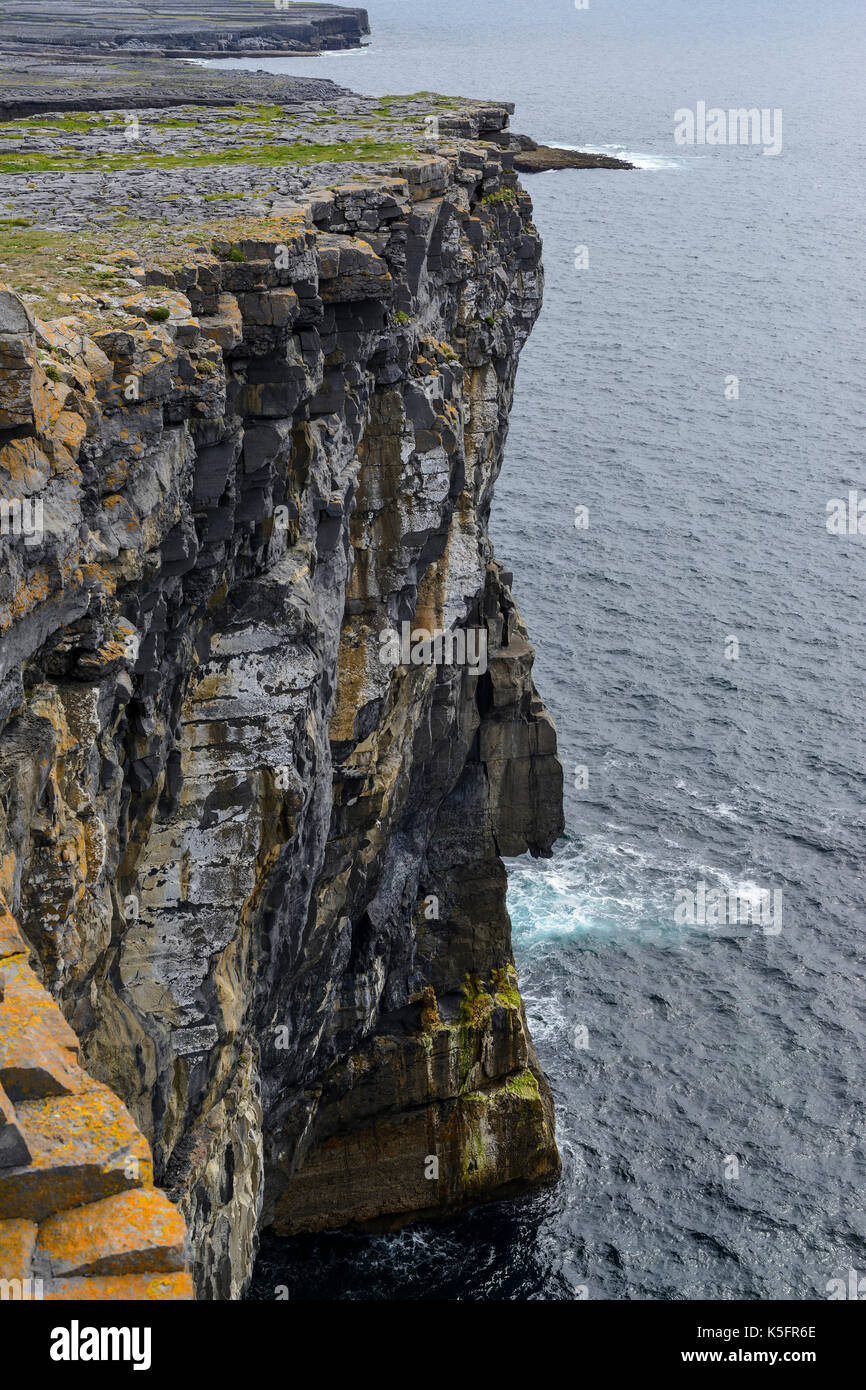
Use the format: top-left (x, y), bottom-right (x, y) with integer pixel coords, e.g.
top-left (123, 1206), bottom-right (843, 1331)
top-left (0, 112), bottom-right (563, 1299)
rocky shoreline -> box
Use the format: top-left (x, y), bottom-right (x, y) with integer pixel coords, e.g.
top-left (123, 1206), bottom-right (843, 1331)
top-left (0, 55), bottom-right (352, 123)
top-left (513, 144), bottom-right (635, 173)
top-left (0, 1), bottom-right (370, 60)
top-left (485, 130), bottom-right (634, 173)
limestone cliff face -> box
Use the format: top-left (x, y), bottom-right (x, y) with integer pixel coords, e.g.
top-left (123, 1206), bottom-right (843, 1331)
top-left (0, 130), bottom-right (563, 1299)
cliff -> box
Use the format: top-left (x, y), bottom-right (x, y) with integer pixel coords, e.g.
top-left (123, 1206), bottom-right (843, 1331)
top-left (0, 2), bottom-right (371, 59)
top-left (0, 88), bottom-right (564, 1299)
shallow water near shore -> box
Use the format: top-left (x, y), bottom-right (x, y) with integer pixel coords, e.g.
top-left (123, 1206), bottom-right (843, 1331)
top-left (236, 0), bottom-right (866, 1300)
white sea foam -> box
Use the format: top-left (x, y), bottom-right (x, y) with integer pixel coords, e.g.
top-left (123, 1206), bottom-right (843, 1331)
top-left (547, 141), bottom-right (685, 172)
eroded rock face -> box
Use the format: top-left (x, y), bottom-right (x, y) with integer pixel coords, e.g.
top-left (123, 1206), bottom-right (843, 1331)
top-left (0, 133), bottom-right (563, 1298)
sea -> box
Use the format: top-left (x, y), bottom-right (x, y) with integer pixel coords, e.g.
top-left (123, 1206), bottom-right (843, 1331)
top-left (213, 0), bottom-right (866, 1300)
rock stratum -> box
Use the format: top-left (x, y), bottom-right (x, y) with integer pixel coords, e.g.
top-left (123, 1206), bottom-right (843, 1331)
top-left (0, 1), bottom-right (370, 59)
top-left (0, 78), bottom-right (564, 1301)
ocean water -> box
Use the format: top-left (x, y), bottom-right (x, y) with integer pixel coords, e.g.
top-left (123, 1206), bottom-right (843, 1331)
top-left (227, 0), bottom-right (866, 1300)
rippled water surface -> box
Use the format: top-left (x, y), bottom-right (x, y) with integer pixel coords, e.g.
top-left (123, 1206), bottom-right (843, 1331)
top-left (233, 0), bottom-right (866, 1300)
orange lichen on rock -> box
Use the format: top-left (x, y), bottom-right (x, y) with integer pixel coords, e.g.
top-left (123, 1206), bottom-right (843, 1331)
top-left (0, 955), bottom-right (81, 1057)
top-left (36, 1187), bottom-right (186, 1278)
top-left (45, 1271), bottom-right (194, 1300)
top-left (0, 1217), bottom-right (37, 1278)
top-left (1, 1081), bottom-right (154, 1222)
top-left (0, 902), bottom-right (27, 960)
top-left (0, 895), bottom-right (193, 1299)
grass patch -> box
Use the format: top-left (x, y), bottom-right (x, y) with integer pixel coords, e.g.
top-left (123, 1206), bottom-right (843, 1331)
top-left (152, 117), bottom-right (203, 129)
top-left (480, 187), bottom-right (516, 205)
top-left (0, 223), bottom-right (151, 319)
top-left (0, 138), bottom-right (420, 176)
top-left (505, 1069), bottom-right (541, 1103)
top-left (0, 113), bottom-right (116, 134)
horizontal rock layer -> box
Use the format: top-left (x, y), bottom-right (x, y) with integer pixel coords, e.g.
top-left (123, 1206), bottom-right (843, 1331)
top-left (0, 1), bottom-right (370, 59)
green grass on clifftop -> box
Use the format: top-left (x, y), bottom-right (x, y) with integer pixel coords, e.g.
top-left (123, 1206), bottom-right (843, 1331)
top-left (0, 138), bottom-right (420, 176)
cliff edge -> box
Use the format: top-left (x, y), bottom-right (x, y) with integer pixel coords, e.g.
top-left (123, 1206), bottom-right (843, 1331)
top-left (0, 89), bottom-right (564, 1299)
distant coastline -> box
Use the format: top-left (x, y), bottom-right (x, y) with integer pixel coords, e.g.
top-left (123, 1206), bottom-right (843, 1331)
top-left (0, 1), bottom-right (370, 60)
top-left (511, 142), bottom-right (634, 173)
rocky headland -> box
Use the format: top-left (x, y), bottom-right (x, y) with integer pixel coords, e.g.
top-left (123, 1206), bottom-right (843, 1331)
top-left (0, 61), bottom-right (570, 1301)
top-left (0, 0), bottom-right (639, 1291)
top-left (511, 143), bottom-right (634, 173)
top-left (0, 1), bottom-right (371, 60)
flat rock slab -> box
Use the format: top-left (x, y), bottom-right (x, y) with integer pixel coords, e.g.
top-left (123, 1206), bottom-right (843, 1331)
top-left (0, 1081), bottom-right (153, 1222)
top-left (0, 957), bottom-right (80, 1055)
top-left (512, 145), bottom-right (635, 172)
top-left (36, 1187), bottom-right (187, 1277)
top-left (0, 1021), bottom-right (82, 1101)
